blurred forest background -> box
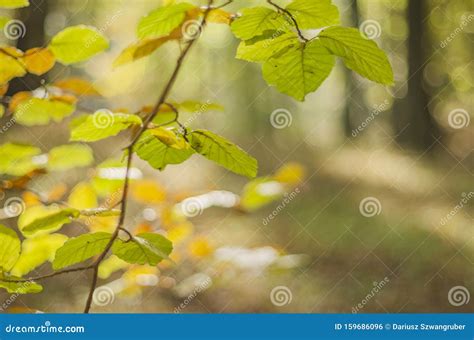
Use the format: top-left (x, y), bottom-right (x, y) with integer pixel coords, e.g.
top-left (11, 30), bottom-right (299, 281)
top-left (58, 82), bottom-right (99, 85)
top-left (0, 0), bottom-right (473, 313)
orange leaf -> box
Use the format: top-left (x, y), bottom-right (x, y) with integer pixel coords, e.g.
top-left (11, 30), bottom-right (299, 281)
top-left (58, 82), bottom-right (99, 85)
top-left (53, 77), bottom-right (100, 96)
top-left (8, 91), bottom-right (31, 111)
top-left (0, 83), bottom-right (8, 96)
top-left (21, 47), bottom-right (55, 75)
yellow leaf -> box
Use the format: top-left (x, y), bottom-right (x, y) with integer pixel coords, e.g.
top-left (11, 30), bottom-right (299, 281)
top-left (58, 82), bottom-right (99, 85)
top-left (86, 215), bottom-right (117, 233)
top-left (167, 222), bottom-right (193, 244)
top-left (68, 182), bottom-right (97, 210)
top-left (53, 77), bottom-right (100, 96)
top-left (98, 255), bottom-right (129, 279)
top-left (187, 7), bottom-right (232, 24)
top-left (113, 37), bottom-right (171, 67)
top-left (0, 49), bottom-right (26, 84)
top-left (1, 46), bottom-right (23, 57)
top-left (273, 162), bottom-right (306, 185)
top-left (8, 90), bottom-right (31, 111)
top-left (21, 47), bottom-right (55, 75)
top-left (130, 180), bottom-right (166, 204)
top-left (10, 234), bottom-right (68, 276)
top-left (188, 236), bottom-right (213, 258)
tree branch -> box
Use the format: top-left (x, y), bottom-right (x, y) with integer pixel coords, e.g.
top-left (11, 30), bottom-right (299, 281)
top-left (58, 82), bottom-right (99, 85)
top-left (267, 0), bottom-right (308, 42)
top-left (1, 265), bottom-right (94, 283)
top-left (82, 0), bottom-right (215, 314)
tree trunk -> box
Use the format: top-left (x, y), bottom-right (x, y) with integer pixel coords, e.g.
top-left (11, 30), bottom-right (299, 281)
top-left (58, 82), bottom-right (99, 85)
top-left (393, 0), bottom-right (439, 150)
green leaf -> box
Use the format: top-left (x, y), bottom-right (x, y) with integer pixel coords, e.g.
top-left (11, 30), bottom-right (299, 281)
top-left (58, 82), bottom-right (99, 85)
top-left (10, 234), bottom-right (68, 277)
top-left (189, 129), bottom-right (258, 178)
top-left (0, 0), bottom-right (29, 8)
top-left (0, 275), bottom-right (43, 294)
top-left (53, 232), bottom-right (112, 270)
top-left (49, 25), bottom-right (109, 64)
top-left (112, 232), bottom-right (172, 266)
top-left (14, 97), bottom-right (76, 126)
top-left (231, 7), bottom-right (289, 40)
top-left (0, 224), bottom-right (21, 272)
top-left (134, 128), bottom-right (194, 171)
top-left (262, 40), bottom-right (335, 100)
top-left (47, 144), bottom-right (94, 171)
top-left (285, 0), bottom-right (340, 29)
top-left (236, 32), bottom-right (299, 63)
top-left (70, 111), bottom-right (142, 142)
top-left (137, 2), bottom-right (194, 39)
top-left (0, 50), bottom-right (26, 84)
top-left (0, 143), bottom-right (41, 176)
top-left (318, 26), bottom-right (393, 85)
top-left (21, 208), bottom-right (80, 237)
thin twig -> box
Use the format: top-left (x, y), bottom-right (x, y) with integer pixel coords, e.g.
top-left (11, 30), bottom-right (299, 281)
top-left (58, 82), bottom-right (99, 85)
top-left (82, 0), bottom-right (215, 314)
top-left (1, 265), bottom-right (94, 283)
top-left (267, 0), bottom-right (308, 42)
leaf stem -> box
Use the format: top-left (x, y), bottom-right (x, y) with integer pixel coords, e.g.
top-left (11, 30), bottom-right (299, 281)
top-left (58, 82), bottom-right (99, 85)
top-left (266, 0), bottom-right (308, 42)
